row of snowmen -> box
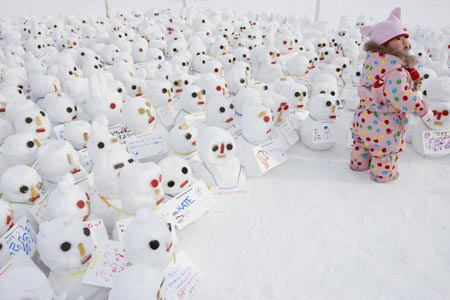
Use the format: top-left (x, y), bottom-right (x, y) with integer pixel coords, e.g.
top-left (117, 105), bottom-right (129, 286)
top-left (0, 6), bottom-right (450, 300)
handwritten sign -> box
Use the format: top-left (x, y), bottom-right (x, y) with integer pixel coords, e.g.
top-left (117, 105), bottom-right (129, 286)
top-left (155, 180), bottom-right (217, 230)
top-left (109, 123), bottom-right (133, 144)
top-left (30, 191), bottom-right (49, 224)
top-left (161, 251), bottom-right (203, 300)
top-left (312, 122), bottom-right (335, 144)
top-left (340, 85), bottom-right (359, 109)
top-left (346, 127), bottom-right (354, 148)
top-left (82, 240), bottom-right (129, 288)
top-left (184, 112), bottom-right (206, 129)
top-left (53, 124), bottom-right (66, 140)
top-left (422, 130), bottom-right (450, 154)
top-left (0, 216), bottom-right (37, 258)
top-left (252, 137), bottom-right (288, 173)
top-left (126, 133), bottom-right (168, 161)
top-left (227, 124), bottom-right (241, 139)
top-left (78, 148), bottom-right (94, 173)
top-left (83, 219), bottom-right (108, 249)
top-left (157, 104), bottom-right (179, 128)
top-left (182, 151), bottom-right (201, 165)
top-left (275, 121), bottom-right (299, 148)
top-left (288, 109), bottom-right (309, 129)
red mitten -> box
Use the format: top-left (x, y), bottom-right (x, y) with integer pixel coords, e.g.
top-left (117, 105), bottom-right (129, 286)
top-left (405, 67), bottom-right (420, 81)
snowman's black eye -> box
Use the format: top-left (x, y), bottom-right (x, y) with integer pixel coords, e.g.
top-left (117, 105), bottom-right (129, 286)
top-left (19, 185), bottom-right (29, 193)
top-left (25, 117), bottom-right (33, 124)
top-left (60, 242), bottom-right (71, 252)
top-left (97, 142), bottom-right (105, 149)
top-left (167, 181), bottom-right (175, 187)
top-left (219, 107), bottom-right (225, 113)
top-left (181, 167), bottom-right (188, 174)
top-left (83, 228), bottom-right (91, 236)
top-left (149, 240), bottom-right (160, 250)
top-left (226, 143), bottom-right (233, 150)
top-left (27, 141), bottom-right (35, 148)
top-left (185, 133), bottom-right (192, 140)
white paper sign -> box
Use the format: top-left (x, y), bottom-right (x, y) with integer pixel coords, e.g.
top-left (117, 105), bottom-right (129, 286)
top-left (84, 219), bottom-right (108, 249)
top-left (182, 151), bottom-right (201, 165)
top-left (161, 251), bottom-right (203, 300)
top-left (157, 104), bottom-right (179, 128)
top-left (0, 216), bottom-right (37, 258)
top-left (184, 112), bottom-right (206, 128)
top-left (227, 124), bottom-right (241, 139)
top-left (422, 130), bottom-right (450, 154)
top-left (252, 137), bottom-right (288, 173)
top-left (126, 133), bottom-right (168, 160)
top-left (288, 109), bottom-right (309, 130)
top-left (78, 149), bottom-right (94, 173)
top-left (312, 122), bottom-right (336, 144)
top-left (275, 121), bottom-right (299, 148)
top-left (53, 124), bottom-right (66, 140)
top-left (156, 180), bottom-right (217, 230)
top-left (82, 240), bottom-right (129, 288)
top-left (346, 127), bottom-right (354, 148)
top-left (109, 123), bottom-right (133, 144)
top-left (30, 191), bottom-right (49, 224)
top-left (340, 85), bottom-right (359, 102)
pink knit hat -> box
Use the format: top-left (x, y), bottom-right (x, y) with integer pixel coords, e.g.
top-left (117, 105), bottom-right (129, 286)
top-left (360, 7), bottom-right (409, 45)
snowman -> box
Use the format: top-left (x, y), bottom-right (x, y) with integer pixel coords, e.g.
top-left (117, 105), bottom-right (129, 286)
top-left (64, 120), bottom-right (91, 150)
top-left (36, 216), bottom-right (109, 300)
top-left (0, 131), bottom-right (41, 167)
top-left (0, 254), bottom-right (57, 300)
top-left (158, 155), bottom-right (195, 200)
top-left (124, 208), bottom-right (174, 269)
top-left (197, 72), bottom-right (229, 98)
top-left (205, 95), bottom-right (236, 130)
top-left (225, 67), bottom-right (249, 96)
top-left (0, 165), bottom-right (42, 223)
top-left (28, 73), bottom-right (61, 102)
top-left (193, 126), bottom-right (245, 189)
top-left (235, 102), bottom-right (275, 176)
top-left (37, 140), bottom-right (88, 192)
top-left (167, 123), bottom-right (199, 160)
top-left (143, 79), bottom-right (177, 128)
top-left (46, 174), bottom-right (91, 222)
top-left (87, 115), bottom-right (123, 163)
top-left (299, 93), bottom-right (342, 150)
top-left (411, 76), bottom-right (450, 157)
top-left (118, 162), bottom-right (165, 214)
top-left (13, 106), bottom-right (53, 142)
top-left (91, 148), bottom-right (135, 233)
top-left (174, 85), bottom-right (207, 127)
top-left (37, 92), bottom-right (78, 125)
top-left (219, 53), bottom-right (237, 73)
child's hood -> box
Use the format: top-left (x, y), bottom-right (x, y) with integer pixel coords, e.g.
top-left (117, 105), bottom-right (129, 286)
top-left (359, 40), bottom-right (416, 88)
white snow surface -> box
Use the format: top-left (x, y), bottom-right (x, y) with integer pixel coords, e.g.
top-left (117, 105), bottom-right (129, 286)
top-left (1, 1), bottom-right (450, 300)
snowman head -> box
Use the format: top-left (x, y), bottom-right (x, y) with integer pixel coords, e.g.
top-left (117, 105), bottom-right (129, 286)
top-left (0, 165), bottom-right (42, 204)
top-left (205, 95), bottom-right (235, 129)
top-left (197, 126), bottom-right (237, 164)
top-left (1, 131), bottom-right (42, 166)
top-left (158, 156), bottom-right (193, 197)
top-left (122, 97), bottom-right (158, 135)
top-left (13, 107), bottom-right (52, 141)
top-left (124, 209), bottom-right (173, 268)
top-left (37, 216), bottom-right (95, 273)
top-left (168, 123), bottom-right (198, 155)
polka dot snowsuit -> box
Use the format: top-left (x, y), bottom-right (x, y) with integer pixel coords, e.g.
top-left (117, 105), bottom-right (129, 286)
top-left (350, 52), bottom-right (429, 182)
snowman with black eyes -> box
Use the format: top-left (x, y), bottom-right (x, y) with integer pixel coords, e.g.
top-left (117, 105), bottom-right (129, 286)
top-left (0, 131), bottom-right (42, 168)
top-left (122, 97), bottom-right (169, 162)
top-left (299, 93), bottom-right (343, 150)
top-left (167, 123), bottom-right (200, 165)
top-left (37, 92), bottom-right (79, 126)
top-left (87, 114), bottom-right (124, 164)
top-left (37, 216), bottom-right (109, 300)
top-left (158, 155), bottom-right (196, 201)
top-left (0, 165), bottom-right (42, 226)
top-left (13, 106), bottom-right (53, 142)
top-left (109, 209), bottom-right (171, 299)
top-left (174, 85), bottom-right (207, 130)
top-left (193, 126), bottom-right (245, 189)
top-left (205, 94), bottom-right (236, 131)
top-left (144, 79), bottom-right (178, 129)
top-left (197, 72), bottom-right (229, 98)
top-left (225, 67), bottom-right (249, 96)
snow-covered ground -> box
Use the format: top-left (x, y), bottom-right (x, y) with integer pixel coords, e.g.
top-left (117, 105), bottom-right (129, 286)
top-left (1, 1), bottom-right (450, 299)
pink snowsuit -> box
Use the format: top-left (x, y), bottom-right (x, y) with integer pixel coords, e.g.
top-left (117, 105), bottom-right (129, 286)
top-left (350, 51), bottom-right (429, 182)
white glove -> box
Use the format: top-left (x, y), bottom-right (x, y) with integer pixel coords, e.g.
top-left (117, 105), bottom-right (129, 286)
top-left (421, 108), bottom-right (434, 123)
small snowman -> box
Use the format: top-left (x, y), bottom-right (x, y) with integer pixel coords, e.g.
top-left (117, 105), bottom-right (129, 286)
top-left (118, 162), bottom-right (165, 214)
top-left (13, 106), bottom-right (53, 142)
top-left (64, 120), bottom-right (91, 150)
top-left (194, 126), bottom-right (245, 189)
top-left (36, 216), bottom-right (109, 300)
top-left (87, 115), bottom-right (123, 163)
top-left (299, 93), bottom-right (342, 150)
top-left (174, 85), bottom-right (207, 128)
top-left (167, 123), bottom-right (199, 160)
top-left (0, 165), bottom-right (42, 222)
top-left (124, 208), bottom-right (174, 269)
top-left (0, 131), bottom-right (41, 167)
top-left (235, 102), bottom-right (275, 176)
top-left (46, 174), bottom-right (91, 222)
top-left (37, 140), bottom-right (88, 192)
top-left (158, 155), bottom-right (195, 200)
top-left (37, 92), bottom-right (78, 125)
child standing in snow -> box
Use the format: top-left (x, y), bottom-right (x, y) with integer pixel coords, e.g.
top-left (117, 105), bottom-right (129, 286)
top-left (350, 7), bottom-right (432, 183)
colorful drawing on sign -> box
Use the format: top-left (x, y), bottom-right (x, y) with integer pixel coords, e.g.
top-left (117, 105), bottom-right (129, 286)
top-left (82, 240), bottom-right (129, 288)
top-left (422, 130), bottom-right (450, 154)
top-left (109, 124), bottom-right (133, 144)
top-left (1, 217), bottom-right (37, 258)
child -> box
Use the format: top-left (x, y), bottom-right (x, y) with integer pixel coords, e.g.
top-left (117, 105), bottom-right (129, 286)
top-left (350, 7), bottom-right (433, 183)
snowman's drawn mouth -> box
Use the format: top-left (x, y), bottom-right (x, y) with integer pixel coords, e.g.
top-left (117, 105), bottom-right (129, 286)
top-left (36, 128), bottom-right (46, 133)
top-left (81, 254), bottom-right (92, 265)
top-left (226, 117), bottom-right (234, 123)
